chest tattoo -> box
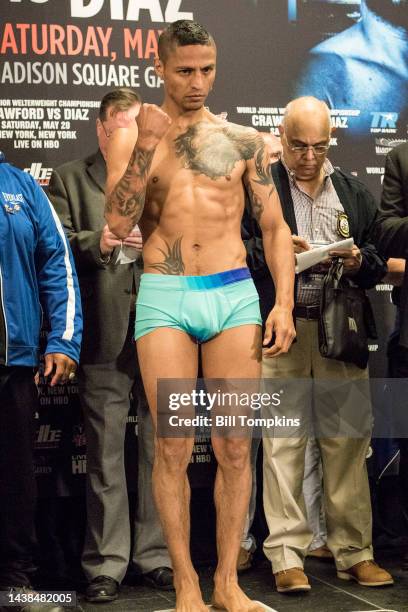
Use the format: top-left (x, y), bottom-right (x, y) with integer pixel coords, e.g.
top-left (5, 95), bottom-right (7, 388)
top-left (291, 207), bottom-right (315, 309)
top-left (173, 122), bottom-right (261, 181)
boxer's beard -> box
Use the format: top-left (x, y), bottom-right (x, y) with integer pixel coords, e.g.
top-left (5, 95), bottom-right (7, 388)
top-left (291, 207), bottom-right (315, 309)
top-left (365, 0), bottom-right (408, 30)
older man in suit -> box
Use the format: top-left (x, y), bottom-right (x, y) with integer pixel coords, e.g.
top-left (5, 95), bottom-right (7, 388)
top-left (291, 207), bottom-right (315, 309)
top-left (48, 88), bottom-right (172, 603)
top-left (374, 141), bottom-right (408, 569)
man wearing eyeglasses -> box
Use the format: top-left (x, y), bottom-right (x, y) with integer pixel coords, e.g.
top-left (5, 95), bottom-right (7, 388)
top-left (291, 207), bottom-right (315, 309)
top-left (48, 88), bottom-right (172, 603)
top-left (243, 96), bottom-right (390, 593)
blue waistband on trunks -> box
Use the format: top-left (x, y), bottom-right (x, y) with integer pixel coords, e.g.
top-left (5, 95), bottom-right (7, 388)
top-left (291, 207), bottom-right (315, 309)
top-left (141, 267), bottom-right (251, 291)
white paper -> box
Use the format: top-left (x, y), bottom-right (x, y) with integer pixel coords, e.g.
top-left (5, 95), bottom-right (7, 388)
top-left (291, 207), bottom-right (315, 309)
top-left (114, 224), bottom-right (142, 264)
top-left (295, 237), bottom-right (354, 274)
top-left (115, 244), bottom-right (141, 265)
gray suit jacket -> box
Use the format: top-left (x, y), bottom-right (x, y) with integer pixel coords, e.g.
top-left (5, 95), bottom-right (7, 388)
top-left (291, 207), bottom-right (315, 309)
top-left (48, 150), bottom-right (140, 364)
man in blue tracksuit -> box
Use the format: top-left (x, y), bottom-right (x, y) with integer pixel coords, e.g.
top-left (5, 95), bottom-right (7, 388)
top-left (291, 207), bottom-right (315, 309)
top-left (0, 152), bottom-right (82, 610)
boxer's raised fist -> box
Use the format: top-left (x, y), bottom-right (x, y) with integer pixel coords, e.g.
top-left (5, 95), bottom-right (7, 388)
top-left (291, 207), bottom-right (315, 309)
top-left (136, 103), bottom-right (171, 146)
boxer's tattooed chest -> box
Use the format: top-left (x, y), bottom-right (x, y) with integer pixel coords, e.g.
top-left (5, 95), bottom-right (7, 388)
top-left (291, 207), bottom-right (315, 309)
top-left (173, 122), bottom-right (270, 183)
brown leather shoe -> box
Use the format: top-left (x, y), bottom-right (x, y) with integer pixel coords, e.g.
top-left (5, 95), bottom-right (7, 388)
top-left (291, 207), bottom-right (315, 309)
top-left (237, 546), bottom-right (254, 572)
top-left (337, 560), bottom-right (394, 587)
top-left (274, 567), bottom-right (311, 593)
top-left (307, 545), bottom-right (333, 560)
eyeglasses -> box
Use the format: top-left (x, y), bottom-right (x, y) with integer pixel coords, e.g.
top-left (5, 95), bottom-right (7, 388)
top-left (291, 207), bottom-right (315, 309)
top-left (284, 134), bottom-right (329, 156)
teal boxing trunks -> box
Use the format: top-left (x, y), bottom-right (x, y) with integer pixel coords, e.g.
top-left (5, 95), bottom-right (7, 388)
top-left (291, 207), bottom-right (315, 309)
top-left (135, 267), bottom-right (261, 343)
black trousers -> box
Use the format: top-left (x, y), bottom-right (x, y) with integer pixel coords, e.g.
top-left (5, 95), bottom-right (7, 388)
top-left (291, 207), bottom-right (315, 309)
top-left (388, 343), bottom-right (408, 528)
top-left (0, 366), bottom-right (38, 587)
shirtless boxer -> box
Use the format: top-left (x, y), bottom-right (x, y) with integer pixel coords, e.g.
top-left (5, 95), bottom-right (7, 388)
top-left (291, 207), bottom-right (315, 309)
top-left (105, 20), bottom-right (295, 612)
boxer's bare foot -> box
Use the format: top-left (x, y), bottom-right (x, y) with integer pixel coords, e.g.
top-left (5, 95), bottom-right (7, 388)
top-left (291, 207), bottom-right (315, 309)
top-left (174, 576), bottom-right (208, 612)
top-left (212, 579), bottom-right (264, 611)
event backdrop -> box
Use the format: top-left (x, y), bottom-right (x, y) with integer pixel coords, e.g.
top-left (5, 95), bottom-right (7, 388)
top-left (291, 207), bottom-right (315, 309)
top-left (0, 0), bottom-right (404, 493)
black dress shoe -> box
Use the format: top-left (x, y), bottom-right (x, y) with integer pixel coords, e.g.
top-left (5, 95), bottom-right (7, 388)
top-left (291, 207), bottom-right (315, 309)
top-left (85, 575), bottom-right (119, 602)
top-left (142, 567), bottom-right (174, 591)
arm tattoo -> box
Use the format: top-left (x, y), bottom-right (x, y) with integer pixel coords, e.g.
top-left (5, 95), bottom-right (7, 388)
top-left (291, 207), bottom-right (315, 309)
top-left (246, 183), bottom-right (264, 224)
top-left (105, 148), bottom-right (154, 225)
top-left (150, 237), bottom-right (185, 275)
top-left (229, 129), bottom-right (275, 195)
top-left (253, 144), bottom-right (275, 196)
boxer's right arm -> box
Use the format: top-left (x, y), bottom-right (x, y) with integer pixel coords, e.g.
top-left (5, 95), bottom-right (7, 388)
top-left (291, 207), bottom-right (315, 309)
top-left (105, 103), bottom-right (171, 239)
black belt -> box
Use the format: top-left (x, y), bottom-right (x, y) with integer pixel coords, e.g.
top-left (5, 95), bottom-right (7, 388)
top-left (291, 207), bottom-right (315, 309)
top-left (294, 304), bottom-right (320, 320)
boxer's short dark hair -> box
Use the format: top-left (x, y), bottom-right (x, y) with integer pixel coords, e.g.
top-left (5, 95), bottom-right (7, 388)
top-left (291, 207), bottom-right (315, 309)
top-left (158, 20), bottom-right (215, 62)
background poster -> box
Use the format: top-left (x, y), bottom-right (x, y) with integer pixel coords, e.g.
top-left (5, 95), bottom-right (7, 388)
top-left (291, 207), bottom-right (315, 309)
top-left (1, 0), bottom-right (404, 491)
top-left (3, 1), bottom-right (405, 196)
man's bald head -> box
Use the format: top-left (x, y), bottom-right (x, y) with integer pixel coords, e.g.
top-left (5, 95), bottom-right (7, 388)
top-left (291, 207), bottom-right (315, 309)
top-left (282, 97), bottom-right (331, 136)
top-left (279, 97), bottom-right (332, 182)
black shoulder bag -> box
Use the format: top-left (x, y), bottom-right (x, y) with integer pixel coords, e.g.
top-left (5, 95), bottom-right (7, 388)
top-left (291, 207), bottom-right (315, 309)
top-left (318, 257), bottom-right (377, 369)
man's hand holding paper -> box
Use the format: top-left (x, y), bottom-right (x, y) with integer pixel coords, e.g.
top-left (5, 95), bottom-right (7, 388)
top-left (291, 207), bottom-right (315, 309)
top-left (295, 237), bottom-right (354, 273)
top-left (329, 244), bottom-right (362, 274)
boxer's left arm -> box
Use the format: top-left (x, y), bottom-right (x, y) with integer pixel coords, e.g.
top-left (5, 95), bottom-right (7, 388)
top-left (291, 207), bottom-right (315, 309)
top-left (243, 133), bottom-right (295, 357)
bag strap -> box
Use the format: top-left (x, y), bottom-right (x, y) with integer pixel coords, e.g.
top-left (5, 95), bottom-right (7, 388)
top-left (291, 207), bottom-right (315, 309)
top-left (327, 257), bottom-right (344, 289)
